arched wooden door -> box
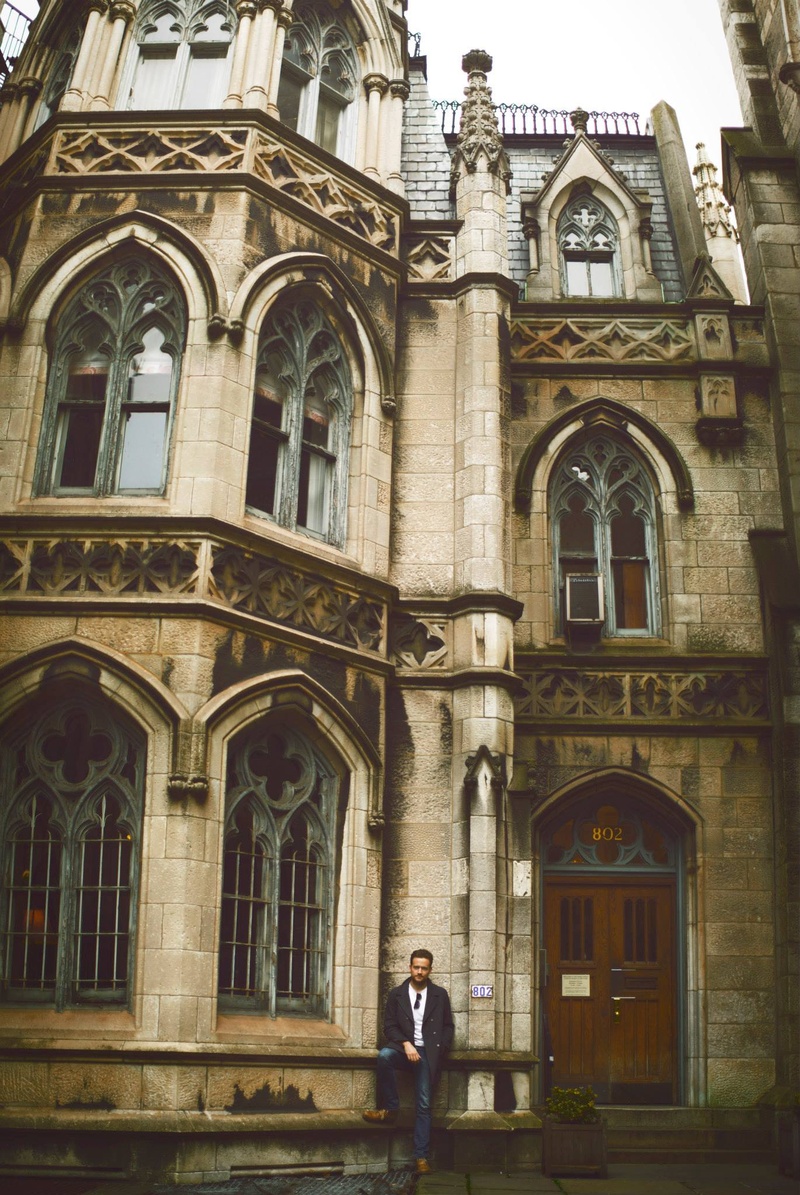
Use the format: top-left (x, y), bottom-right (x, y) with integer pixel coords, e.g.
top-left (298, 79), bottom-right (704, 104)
top-left (541, 795), bottom-right (681, 1105)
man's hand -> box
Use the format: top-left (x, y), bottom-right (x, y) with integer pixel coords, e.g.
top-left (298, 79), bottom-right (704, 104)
top-left (403, 1042), bottom-right (421, 1064)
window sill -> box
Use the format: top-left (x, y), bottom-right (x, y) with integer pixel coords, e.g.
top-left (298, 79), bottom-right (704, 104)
top-left (0, 1006), bottom-right (135, 1039)
top-left (214, 1013), bottom-right (348, 1047)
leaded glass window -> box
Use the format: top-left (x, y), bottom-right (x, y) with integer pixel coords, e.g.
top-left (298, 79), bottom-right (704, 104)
top-left (218, 725), bottom-right (338, 1017)
top-left (124, 0), bottom-right (237, 111)
top-left (558, 195), bottom-right (621, 298)
top-left (276, 2), bottom-right (358, 158)
top-left (0, 696), bottom-right (144, 1008)
top-left (551, 435), bottom-right (660, 636)
top-left (36, 258), bottom-right (186, 497)
top-left (245, 299), bottom-right (352, 546)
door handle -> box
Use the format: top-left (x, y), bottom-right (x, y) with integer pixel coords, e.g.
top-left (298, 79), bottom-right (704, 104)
top-left (611, 995), bottom-right (635, 1022)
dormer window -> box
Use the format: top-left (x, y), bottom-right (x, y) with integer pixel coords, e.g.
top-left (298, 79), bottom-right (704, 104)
top-left (124, 0), bottom-right (237, 111)
top-left (276, 2), bottom-right (358, 158)
top-left (558, 195), bottom-right (621, 298)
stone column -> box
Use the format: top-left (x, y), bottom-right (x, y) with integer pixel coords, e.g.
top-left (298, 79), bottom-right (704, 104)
top-left (266, 7), bottom-right (292, 116)
top-left (523, 217), bottom-right (540, 296)
top-left (0, 85), bottom-right (20, 161)
top-left (223, 0), bottom-right (257, 109)
top-left (382, 79), bottom-right (409, 195)
top-left (0, 78), bottom-right (40, 160)
top-left (61, 0), bottom-right (108, 111)
top-left (89, 0), bottom-right (136, 111)
top-left (244, 0), bottom-right (282, 112)
top-left (362, 73), bottom-right (388, 179)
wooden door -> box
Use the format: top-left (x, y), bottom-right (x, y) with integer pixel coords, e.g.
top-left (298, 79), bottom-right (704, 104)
top-left (544, 876), bottom-right (676, 1104)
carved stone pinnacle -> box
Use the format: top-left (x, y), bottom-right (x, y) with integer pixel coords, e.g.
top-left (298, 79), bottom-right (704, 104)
top-left (570, 107), bottom-right (590, 135)
top-left (462, 49), bottom-right (493, 76)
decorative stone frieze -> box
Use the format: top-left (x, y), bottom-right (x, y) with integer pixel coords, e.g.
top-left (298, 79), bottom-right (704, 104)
top-left (516, 666), bottom-right (769, 723)
top-left (54, 127), bottom-right (249, 174)
top-left (0, 535), bottom-right (388, 656)
top-left (391, 614), bottom-right (448, 669)
top-left (404, 233), bottom-right (454, 281)
top-left (509, 316), bottom-right (695, 364)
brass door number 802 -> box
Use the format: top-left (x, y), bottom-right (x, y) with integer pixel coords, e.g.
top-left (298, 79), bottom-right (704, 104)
top-left (592, 825), bottom-right (623, 841)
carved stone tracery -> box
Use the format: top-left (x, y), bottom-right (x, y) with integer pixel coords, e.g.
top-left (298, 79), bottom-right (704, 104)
top-left (509, 316), bottom-right (695, 364)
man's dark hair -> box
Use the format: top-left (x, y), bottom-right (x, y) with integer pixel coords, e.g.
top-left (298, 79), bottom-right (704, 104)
top-left (410, 949), bottom-right (433, 965)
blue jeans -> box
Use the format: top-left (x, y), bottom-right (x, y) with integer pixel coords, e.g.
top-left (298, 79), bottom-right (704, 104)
top-left (376, 1045), bottom-right (432, 1159)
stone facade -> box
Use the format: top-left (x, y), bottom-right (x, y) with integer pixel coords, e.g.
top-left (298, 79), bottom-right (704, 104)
top-left (0, 0), bottom-right (792, 1182)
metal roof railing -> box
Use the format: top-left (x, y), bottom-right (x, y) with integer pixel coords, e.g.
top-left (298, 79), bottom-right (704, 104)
top-left (435, 100), bottom-right (645, 139)
top-left (1, 3), bottom-right (33, 89)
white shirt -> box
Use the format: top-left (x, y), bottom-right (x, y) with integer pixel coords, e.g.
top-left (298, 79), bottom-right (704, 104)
top-left (409, 981), bottom-right (427, 1047)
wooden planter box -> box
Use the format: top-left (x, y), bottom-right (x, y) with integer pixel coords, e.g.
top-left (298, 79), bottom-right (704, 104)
top-left (542, 1116), bottom-right (608, 1177)
top-left (777, 1107), bottom-right (800, 1178)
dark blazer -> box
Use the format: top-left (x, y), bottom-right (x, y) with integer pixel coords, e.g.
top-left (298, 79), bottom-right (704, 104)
top-left (383, 979), bottom-right (454, 1081)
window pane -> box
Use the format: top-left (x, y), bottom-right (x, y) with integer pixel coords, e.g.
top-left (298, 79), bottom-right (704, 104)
top-left (560, 494), bottom-right (595, 553)
top-left (74, 796), bottom-right (131, 998)
top-left (613, 561), bottom-right (648, 629)
top-left (611, 504), bottom-right (647, 556)
top-left (128, 327), bottom-right (173, 403)
top-left (302, 389), bottom-right (330, 449)
top-left (277, 820), bottom-right (324, 1009)
top-left (117, 411), bottom-right (168, 491)
top-left (590, 259), bottom-right (615, 296)
top-left (129, 52), bottom-right (176, 110)
top-left (246, 422), bottom-right (282, 515)
top-left (55, 407), bottom-right (104, 490)
top-left (277, 71), bottom-right (303, 132)
top-left (315, 91), bottom-right (341, 154)
top-left (5, 798), bottom-right (61, 995)
top-left (181, 48), bottom-right (228, 109)
top-left (297, 448), bottom-right (329, 535)
top-left (566, 258), bottom-right (590, 296)
top-left (218, 807), bottom-right (268, 1001)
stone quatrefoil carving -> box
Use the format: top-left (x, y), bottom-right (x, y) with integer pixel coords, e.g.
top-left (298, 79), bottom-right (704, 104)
top-left (0, 537), bottom-right (386, 655)
top-left (517, 668), bottom-right (769, 722)
top-left (509, 316), bottom-right (695, 364)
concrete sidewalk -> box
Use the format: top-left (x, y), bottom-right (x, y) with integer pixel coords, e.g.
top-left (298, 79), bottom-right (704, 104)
top-left (420, 1166), bottom-right (799, 1194)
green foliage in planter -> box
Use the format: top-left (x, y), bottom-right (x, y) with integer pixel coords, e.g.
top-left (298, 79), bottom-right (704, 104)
top-left (545, 1085), bottom-right (600, 1123)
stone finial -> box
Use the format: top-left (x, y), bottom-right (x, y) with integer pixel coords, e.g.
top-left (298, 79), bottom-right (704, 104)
top-left (569, 107), bottom-right (590, 135)
top-left (693, 142), bottom-right (737, 240)
top-left (450, 47), bottom-right (511, 192)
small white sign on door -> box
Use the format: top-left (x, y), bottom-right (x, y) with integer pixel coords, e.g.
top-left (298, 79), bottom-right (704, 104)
top-left (562, 973), bottom-right (591, 997)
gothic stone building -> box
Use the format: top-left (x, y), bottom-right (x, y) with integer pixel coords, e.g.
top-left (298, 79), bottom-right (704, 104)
top-left (0, 0), bottom-right (791, 1180)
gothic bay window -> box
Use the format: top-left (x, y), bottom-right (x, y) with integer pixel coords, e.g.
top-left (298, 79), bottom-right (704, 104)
top-left (551, 436), bottom-right (659, 636)
top-left (276, 2), bottom-right (358, 157)
top-left (125, 0), bottom-right (237, 110)
top-left (36, 258), bottom-right (185, 497)
top-left (245, 300), bottom-right (352, 546)
top-left (558, 195), bottom-right (621, 298)
top-left (218, 725), bottom-right (339, 1017)
top-left (0, 698), bottom-right (144, 1008)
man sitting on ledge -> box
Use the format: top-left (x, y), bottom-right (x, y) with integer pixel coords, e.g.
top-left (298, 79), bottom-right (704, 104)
top-left (363, 948), bottom-right (454, 1174)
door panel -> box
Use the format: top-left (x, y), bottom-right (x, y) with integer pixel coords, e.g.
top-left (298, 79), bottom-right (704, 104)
top-left (544, 877), bottom-right (676, 1104)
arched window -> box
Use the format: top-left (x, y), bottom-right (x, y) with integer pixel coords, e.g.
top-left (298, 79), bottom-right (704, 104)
top-left (0, 696), bottom-right (144, 1008)
top-left (245, 298), bottom-right (353, 546)
top-left (218, 724), bottom-right (340, 1017)
top-left (36, 257), bottom-right (186, 497)
top-left (124, 0), bottom-right (237, 110)
top-left (558, 194), bottom-right (621, 298)
top-left (551, 435), bottom-right (660, 636)
top-left (276, 2), bottom-right (359, 157)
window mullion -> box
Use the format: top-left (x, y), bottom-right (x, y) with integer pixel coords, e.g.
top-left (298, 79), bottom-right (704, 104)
top-left (268, 835), bottom-right (279, 1018)
top-left (172, 40), bottom-right (191, 110)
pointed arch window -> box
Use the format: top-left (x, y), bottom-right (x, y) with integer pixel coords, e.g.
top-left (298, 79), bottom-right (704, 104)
top-left (36, 258), bottom-right (186, 497)
top-left (0, 697), bottom-right (144, 1008)
top-left (245, 298), bottom-right (352, 546)
top-left (551, 435), bottom-right (660, 636)
top-left (558, 194), bottom-right (621, 298)
top-left (124, 0), bottom-right (237, 110)
top-left (218, 724), bottom-right (340, 1017)
top-left (276, 2), bottom-right (359, 158)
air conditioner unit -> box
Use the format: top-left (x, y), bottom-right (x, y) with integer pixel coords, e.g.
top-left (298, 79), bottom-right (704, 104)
top-left (565, 573), bottom-right (604, 623)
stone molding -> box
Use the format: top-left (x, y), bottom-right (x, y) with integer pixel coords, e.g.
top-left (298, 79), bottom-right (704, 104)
top-left (450, 49), bottom-right (511, 193)
top-left (516, 664), bottom-right (769, 723)
top-left (0, 531), bottom-right (388, 658)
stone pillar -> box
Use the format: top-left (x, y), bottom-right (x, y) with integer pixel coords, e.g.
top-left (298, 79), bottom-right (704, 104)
top-left (652, 101), bottom-right (709, 295)
top-left (693, 142), bottom-right (748, 303)
top-left (244, 0), bottom-right (282, 112)
top-left (266, 6), bottom-right (291, 116)
top-left (0, 77), bottom-right (41, 159)
top-left (382, 79), bottom-right (409, 195)
top-left (223, 0), bottom-right (257, 109)
top-left (89, 1), bottom-right (136, 110)
top-left (362, 73), bottom-right (388, 179)
top-left (61, 0), bottom-right (108, 111)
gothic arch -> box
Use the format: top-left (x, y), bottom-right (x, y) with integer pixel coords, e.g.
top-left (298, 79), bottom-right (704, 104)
top-left (532, 767), bottom-right (701, 837)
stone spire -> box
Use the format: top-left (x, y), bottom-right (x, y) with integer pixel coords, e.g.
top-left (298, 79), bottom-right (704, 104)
top-left (450, 49), bottom-right (511, 193)
top-left (693, 142), bottom-right (748, 302)
top-left (694, 142), bottom-right (737, 241)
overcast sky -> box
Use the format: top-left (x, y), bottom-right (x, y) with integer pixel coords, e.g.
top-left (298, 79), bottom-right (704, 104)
top-left (406, 0), bottom-right (744, 173)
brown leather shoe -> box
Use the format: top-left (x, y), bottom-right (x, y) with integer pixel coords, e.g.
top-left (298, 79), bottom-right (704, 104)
top-left (415, 1158), bottom-right (432, 1174)
top-left (362, 1108), bottom-right (398, 1124)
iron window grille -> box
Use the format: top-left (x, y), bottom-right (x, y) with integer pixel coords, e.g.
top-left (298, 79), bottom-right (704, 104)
top-left (276, 1), bottom-right (358, 159)
top-left (35, 257), bottom-right (186, 498)
top-left (558, 194), bottom-right (621, 298)
top-left (245, 298), bottom-right (352, 547)
top-left (0, 696), bottom-right (144, 1008)
top-left (551, 435), bottom-right (660, 637)
top-left (121, 0), bottom-right (237, 111)
top-left (218, 724), bottom-right (339, 1017)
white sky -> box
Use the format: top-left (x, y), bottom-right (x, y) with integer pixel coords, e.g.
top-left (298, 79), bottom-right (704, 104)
top-left (406, 0), bottom-right (744, 172)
